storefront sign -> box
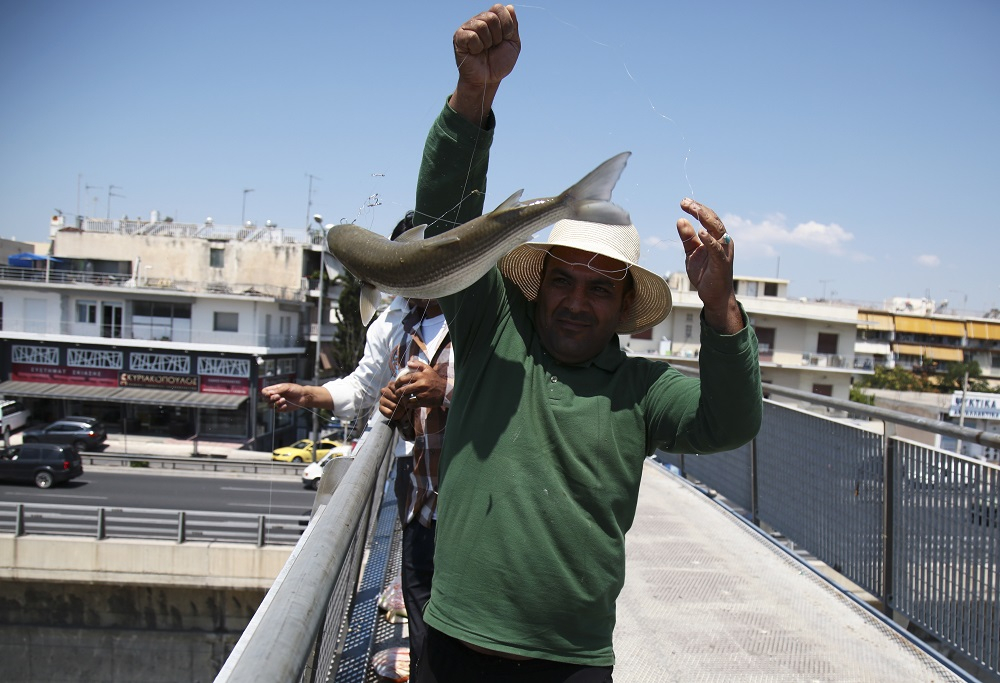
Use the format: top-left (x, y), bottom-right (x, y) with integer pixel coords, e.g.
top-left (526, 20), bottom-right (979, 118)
top-left (119, 372), bottom-right (199, 391)
top-left (201, 376), bottom-right (250, 395)
top-left (11, 364), bottom-right (118, 387)
top-left (950, 391), bottom-right (1000, 421)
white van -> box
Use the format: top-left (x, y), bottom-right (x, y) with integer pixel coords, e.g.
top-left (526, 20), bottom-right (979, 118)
top-left (1, 399), bottom-right (31, 439)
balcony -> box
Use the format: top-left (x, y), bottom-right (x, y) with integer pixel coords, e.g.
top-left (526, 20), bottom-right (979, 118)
top-left (0, 315), bottom-right (303, 350)
top-left (0, 265), bottom-right (307, 302)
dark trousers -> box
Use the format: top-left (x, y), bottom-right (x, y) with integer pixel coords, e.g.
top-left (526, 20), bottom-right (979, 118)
top-left (415, 627), bottom-right (614, 683)
top-left (394, 457), bottom-right (436, 680)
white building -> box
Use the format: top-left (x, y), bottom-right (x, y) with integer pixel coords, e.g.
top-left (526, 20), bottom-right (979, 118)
top-left (0, 214), bottom-right (339, 449)
top-left (626, 273), bottom-right (867, 402)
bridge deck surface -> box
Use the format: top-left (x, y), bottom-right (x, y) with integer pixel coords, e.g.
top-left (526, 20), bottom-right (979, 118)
top-left (612, 460), bottom-right (964, 682)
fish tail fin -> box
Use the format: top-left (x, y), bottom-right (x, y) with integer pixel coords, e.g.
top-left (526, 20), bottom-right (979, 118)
top-left (359, 283), bottom-right (381, 325)
top-left (562, 151), bottom-right (633, 225)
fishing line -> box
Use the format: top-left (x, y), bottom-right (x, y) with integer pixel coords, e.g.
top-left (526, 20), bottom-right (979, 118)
top-left (509, 4), bottom-right (697, 250)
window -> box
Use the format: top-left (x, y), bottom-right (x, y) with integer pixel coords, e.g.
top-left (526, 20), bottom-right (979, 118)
top-left (745, 281), bottom-right (759, 297)
top-left (755, 327), bottom-right (776, 357)
top-left (213, 312), bottom-right (239, 332)
top-left (764, 282), bottom-right (778, 297)
top-left (132, 301), bottom-right (192, 341)
top-left (76, 301), bottom-right (97, 324)
top-left (817, 332), bottom-right (839, 355)
top-left (210, 248), bottom-right (225, 268)
top-left (812, 384), bottom-right (833, 397)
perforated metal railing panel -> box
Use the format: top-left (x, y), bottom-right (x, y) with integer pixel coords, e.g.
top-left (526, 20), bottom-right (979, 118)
top-left (612, 461), bottom-right (968, 682)
top-left (333, 476), bottom-right (405, 683)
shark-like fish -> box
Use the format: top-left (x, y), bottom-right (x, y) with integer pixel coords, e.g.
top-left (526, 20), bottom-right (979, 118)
top-left (327, 151), bottom-right (632, 324)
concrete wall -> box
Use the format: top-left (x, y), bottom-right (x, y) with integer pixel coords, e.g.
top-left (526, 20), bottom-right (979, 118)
top-left (0, 536), bottom-right (290, 682)
top-left (53, 232), bottom-right (306, 292)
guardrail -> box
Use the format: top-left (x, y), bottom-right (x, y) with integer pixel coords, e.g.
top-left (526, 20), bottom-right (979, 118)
top-left (0, 501), bottom-right (306, 547)
top-left (83, 452), bottom-right (303, 476)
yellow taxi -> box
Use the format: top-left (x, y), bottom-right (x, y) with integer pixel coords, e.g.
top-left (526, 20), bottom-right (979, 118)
top-left (271, 438), bottom-right (343, 464)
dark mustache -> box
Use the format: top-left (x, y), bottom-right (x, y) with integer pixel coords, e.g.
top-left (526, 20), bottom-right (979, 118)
top-left (554, 309), bottom-right (595, 326)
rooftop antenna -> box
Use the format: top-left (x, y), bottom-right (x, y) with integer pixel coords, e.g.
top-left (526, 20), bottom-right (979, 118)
top-left (305, 174), bottom-right (321, 231)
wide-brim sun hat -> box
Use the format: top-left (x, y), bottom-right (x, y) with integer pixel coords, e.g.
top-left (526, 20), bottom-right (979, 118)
top-left (498, 219), bottom-right (673, 334)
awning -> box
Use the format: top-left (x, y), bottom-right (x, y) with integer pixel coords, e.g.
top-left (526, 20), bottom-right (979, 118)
top-left (893, 344), bottom-right (965, 362)
top-left (967, 321), bottom-right (1000, 341)
top-left (0, 380), bottom-right (247, 410)
top-left (893, 316), bottom-right (965, 336)
top-left (115, 387), bottom-right (247, 409)
top-left (924, 346), bottom-right (965, 362)
top-left (858, 312), bottom-right (893, 330)
top-left (0, 381), bottom-right (123, 401)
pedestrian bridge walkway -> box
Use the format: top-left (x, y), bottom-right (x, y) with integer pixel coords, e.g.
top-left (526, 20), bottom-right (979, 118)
top-left (218, 392), bottom-right (998, 683)
top-left (612, 461), bottom-right (963, 682)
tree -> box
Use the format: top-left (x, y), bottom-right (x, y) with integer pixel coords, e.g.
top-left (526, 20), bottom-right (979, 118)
top-left (854, 366), bottom-right (932, 392)
top-left (327, 274), bottom-right (368, 378)
top-left (936, 361), bottom-right (995, 394)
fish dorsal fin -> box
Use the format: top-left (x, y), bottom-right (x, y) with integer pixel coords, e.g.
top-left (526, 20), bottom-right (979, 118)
top-left (493, 190), bottom-right (524, 212)
top-left (359, 283), bottom-right (381, 325)
top-left (394, 224), bottom-right (428, 243)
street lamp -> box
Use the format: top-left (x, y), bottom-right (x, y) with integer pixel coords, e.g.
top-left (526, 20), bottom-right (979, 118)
top-left (311, 214), bottom-right (328, 461)
top-left (242, 188), bottom-right (254, 226)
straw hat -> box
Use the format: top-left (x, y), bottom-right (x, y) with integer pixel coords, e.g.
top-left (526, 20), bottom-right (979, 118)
top-left (498, 219), bottom-right (673, 334)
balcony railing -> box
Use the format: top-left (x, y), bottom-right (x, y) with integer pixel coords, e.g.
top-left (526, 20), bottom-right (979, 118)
top-left (0, 265), bottom-right (307, 302)
top-left (0, 315), bottom-right (303, 349)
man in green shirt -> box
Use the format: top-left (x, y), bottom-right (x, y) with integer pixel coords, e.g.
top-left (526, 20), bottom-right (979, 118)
top-left (400, 6), bottom-right (762, 682)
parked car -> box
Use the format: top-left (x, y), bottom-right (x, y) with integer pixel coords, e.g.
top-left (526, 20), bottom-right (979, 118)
top-left (0, 399), bottom-right (31, 441)
top-left (272, 438), bottom-right (343, 464)
top-left (22, 416), bottom-right (107, 451)
top-left (0, 443), bottom-right (84, 488)
top-left (301, 443), bottom-right (353, 489)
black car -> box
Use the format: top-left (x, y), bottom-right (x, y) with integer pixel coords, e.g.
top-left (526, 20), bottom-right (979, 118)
top-left (0, 443), bottom-right (84, 488)
top-left (22, 416), bottom-right (107, 451)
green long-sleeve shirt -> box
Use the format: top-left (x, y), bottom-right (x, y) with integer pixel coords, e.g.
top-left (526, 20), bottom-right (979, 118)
top-left (415, 102), bottom-right (763, 666)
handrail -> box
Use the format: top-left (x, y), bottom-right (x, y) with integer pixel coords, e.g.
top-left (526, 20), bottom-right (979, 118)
top-left (215, 416), bottom-right (395, 683)
top-left (673, 365), bottom-right (1000, 448)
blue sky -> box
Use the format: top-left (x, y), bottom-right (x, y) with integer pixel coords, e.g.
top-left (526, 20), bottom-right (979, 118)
top-left (2, 1), bottom-right (998, 315)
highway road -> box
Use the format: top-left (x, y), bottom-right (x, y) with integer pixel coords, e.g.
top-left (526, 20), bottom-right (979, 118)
top-left (0, 467), bottom-right (316, 516)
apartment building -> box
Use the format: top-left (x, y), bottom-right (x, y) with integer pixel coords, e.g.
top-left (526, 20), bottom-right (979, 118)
top-left (860, 297), bottom-right (1000, 386)
top-left (625, 273), bottom-right (867, 401)
top-left (0, 215), bottom-right (338, 450)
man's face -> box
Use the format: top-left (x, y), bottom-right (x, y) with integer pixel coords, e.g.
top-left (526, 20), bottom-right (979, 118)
top-left (534, 246), bottom-right (634, 365)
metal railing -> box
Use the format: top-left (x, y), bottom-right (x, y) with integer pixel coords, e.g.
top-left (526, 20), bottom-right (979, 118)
top-left (0, 264), bottom-right (308, 302)
top-left (216, 416), bottom-right (395, 682)
top-left (0, 501), bottom-right (306, 546)
top-left (658, 384), bottom-right (1000, 679)
top-left (81, 452), bottom-right (303, 476)
top-left (0, 312), bottom-right (304, 347)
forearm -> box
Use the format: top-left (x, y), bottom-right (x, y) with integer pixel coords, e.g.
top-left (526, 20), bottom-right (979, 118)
top-left (448, 81), bottom-right (499, 128)
top-left (301, 385), bottom-right (335, 411)
top-left (415, 101), bottom-right (495, 238)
